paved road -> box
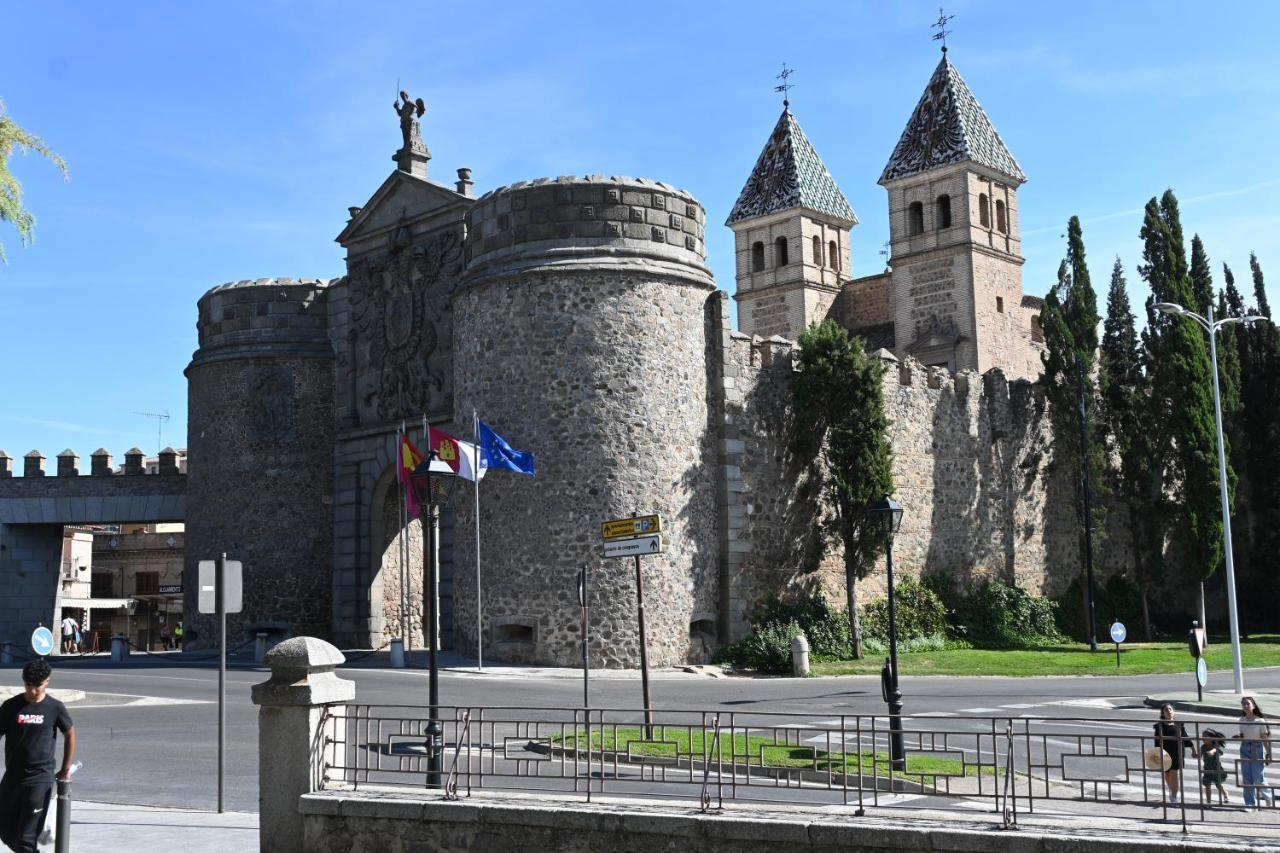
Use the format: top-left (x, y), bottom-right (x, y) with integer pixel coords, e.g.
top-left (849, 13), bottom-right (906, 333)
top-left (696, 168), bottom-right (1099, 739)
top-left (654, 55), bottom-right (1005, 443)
top-left (6, 650), bottom-right (1279, 813)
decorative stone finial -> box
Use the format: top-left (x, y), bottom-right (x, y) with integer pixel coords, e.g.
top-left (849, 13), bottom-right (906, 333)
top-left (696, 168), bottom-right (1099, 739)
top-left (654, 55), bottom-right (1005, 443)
top-left (392, 89), bottom-right (431, 178)
top-left (90, 449), bottom-right (112, 477)
top-left (124, 447), bottom-right (145, 476)
top-left (456, 167), bottom-right (473, 197)
top-left (251, 637), bottom-right (356, 707)
top-left (24, 450), bottom-right (45, 478)
top-left (56, 449), bottom-right (79, 477)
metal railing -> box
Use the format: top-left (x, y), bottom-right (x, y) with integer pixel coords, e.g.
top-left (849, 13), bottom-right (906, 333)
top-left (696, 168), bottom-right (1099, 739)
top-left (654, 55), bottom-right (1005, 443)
top-left (318, 705), bottom-right (1278, 832)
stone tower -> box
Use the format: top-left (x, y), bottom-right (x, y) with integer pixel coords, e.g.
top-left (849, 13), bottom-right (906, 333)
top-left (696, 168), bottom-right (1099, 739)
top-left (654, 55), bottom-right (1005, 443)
top-left (450, 176), bottom-right (718, 668)
top-left (728, 108), bottom-right (857, 341)
top-left (879, 53), bottom-right (1041, 379)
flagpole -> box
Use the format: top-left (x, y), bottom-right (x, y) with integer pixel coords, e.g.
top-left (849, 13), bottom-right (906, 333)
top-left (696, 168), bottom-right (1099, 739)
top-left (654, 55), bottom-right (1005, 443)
top-left (398, 423), bottom-right (407, 650)
top-left (423, 414), bottom-right (439, 653)
top-left (473, 408), bottom-right (483, 672)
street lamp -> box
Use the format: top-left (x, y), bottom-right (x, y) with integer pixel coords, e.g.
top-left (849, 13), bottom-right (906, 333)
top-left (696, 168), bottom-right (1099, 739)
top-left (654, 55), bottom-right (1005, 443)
top-left (866, 496), bottom-right (905, 771)
top-left (409, 450), bottom-right (457, 787)
top-left (1153, 300), bottom-right (1271, 695)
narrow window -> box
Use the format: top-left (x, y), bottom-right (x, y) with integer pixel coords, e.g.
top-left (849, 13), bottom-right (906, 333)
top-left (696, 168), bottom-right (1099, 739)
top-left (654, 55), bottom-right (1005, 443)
top-left (775, 236), bottom-right (789, 266)
top-left (936, 194), bottom-right (952, 229)
top-left (812, 235), bottom-right (822, 266)
top-left (979, 193), bottom-right (990, 228)
top-left (996, 199), bottom-right (1008, 233)
top-left (751, 241), bottom-right (764, 272)
top-left (908, 202), bottom-right (924, 236)
top-left (829, 240), bottom-right (839, 272)
top-left (996, 296), bottom-right (1005, 313)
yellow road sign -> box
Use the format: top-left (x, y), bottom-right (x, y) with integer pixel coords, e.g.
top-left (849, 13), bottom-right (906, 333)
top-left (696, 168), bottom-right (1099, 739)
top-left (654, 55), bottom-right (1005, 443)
top-left (601, 514), bottom-right (662, 541)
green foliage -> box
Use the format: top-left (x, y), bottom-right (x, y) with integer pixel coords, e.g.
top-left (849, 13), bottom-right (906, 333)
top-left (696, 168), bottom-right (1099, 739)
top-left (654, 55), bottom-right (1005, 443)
top-left (0, 99), bottom-right (67, 263)
top-left (713, 620), bottom-right (803, 673)
top-left (1053, 574), bottom-right (1146, 642)
top-left (945, 580), bottom-right (1065, 649)
top-left (713, 593), bottom-right (851, 672)
top-left (860, 575), bottom-right (948, 648)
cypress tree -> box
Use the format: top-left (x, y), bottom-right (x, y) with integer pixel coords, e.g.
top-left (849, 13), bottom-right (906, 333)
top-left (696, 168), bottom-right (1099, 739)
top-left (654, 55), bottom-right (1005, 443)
top-left (1190, 235), bottom-right (1214, 317)
top-left (1250, 253), bottom-right (1271, 319)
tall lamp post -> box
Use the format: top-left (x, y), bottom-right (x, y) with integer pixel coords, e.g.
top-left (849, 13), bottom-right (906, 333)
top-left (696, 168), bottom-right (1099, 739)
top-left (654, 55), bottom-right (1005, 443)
top-left (1153, 301), bottom-right (1271, 695)
top-left (866, 496), bottom-right (905, 771)
top-left (410, 451), bottom-right (457, 788)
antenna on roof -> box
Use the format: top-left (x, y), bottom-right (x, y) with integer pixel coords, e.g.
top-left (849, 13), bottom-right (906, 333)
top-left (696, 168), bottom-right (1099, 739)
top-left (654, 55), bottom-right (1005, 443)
top-left (133, 410), bottom-right (170, 455)
top-left (931, 7), bottom-right (954, 53)
top-left (774, 63), bottom-right (795, 109)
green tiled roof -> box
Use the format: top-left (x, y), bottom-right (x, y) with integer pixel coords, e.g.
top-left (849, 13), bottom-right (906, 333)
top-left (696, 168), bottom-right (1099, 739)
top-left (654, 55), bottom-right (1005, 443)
top-left (880, 55), bottom-right (1025, 184)
top-left (727, 109), bottom-right (857, 226)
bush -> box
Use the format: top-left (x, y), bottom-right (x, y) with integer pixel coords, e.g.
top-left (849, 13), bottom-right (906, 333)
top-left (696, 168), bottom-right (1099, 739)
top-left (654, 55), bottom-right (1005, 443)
top-left (713, 620), bottom-right (803, 673)
top-left (957, 580), bottom-right (1064, 649)
top-left (1054, 573), bottom-right (1145, 642)
top-left (861, 575), bottom-right (949, 648)
top-left (714, 593), bottom-right (851, 672)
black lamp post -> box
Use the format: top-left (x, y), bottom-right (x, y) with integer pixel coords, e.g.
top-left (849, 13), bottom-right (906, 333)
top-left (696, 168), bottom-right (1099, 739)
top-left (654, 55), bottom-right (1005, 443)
top-left (866, 496), bottom-right (905, 771)
top-left (409, 450), bottom-right (456, 788)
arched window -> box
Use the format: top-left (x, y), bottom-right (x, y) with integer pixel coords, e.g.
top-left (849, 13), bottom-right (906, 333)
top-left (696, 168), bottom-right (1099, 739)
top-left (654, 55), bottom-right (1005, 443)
top-left (979, 193), bottom-right (990, 228)
top-left (829, 240), bottom-right (839, 272)
top-left (751, 241), bottom-right (765, 272)
top-left (908, 202), bottom-right (924, 236)
top-left (775, 236), bottom-right (789, 266)
top-left (936, 194), bottom-right (952, 229)
top-left (996, 199), bottom-right (1008, 233)
top-left (812, 235), bottom-right (823, 266)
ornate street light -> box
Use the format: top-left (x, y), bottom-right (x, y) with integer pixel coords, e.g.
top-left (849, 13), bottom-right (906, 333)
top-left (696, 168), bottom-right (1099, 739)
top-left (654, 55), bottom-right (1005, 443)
top-left (409, 451), bottom-right (457, 787)
top-left (1153, 301), bottom-right (1271, 696)
top-left (865, 496), bottom-right (905, 771)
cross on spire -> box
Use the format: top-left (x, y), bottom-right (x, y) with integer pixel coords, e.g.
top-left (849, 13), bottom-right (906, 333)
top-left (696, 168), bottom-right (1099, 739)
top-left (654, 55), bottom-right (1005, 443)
top-left (931, 7), bottom-right (955, 53)
top-left (774, 62), bottom-right (795, 109)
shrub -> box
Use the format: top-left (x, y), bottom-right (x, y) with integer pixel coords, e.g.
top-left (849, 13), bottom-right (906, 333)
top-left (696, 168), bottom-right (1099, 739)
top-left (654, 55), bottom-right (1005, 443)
top-left (861, 575), bottom-right (949, 648)
top-left (1054, 573), bottom-right (1146, 642)
top-left (714, 593), bottom-right (851, 672)
top-left (713, 620), bottom-right (803, 673)
top-left (957, 580), bottom-right (1064, 649)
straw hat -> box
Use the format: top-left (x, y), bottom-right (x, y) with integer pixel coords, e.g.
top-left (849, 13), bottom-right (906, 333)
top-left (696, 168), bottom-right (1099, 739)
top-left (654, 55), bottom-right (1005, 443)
top-left (1144, 747), bottom-right (1172, 771)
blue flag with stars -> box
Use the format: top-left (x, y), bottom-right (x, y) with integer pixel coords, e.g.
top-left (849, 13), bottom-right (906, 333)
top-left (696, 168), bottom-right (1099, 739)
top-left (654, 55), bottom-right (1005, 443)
top-left (478, 421), bottom-right (535, 476)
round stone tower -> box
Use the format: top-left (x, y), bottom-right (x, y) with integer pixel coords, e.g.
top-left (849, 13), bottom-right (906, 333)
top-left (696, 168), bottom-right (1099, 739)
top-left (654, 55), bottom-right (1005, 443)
top-left (184, 278), bottom-right (336, 647)
top-left (451, 176), bottom-right (719, 668)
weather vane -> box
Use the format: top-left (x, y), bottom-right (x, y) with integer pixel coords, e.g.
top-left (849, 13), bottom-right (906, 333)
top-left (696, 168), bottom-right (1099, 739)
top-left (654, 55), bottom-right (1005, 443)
top-left (931, 7), bottom-right (954, 53)
top-left (774, 63), bottom-right (795, 109)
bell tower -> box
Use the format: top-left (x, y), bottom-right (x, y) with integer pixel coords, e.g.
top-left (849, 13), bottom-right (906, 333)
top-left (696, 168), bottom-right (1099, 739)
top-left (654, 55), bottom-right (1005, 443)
top-left (879, 53), bottom-right (1039, 378)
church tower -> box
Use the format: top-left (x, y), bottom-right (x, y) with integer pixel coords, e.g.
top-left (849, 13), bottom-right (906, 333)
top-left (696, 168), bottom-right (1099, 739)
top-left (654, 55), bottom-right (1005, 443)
top-left (728, 108), bottom-right (857, 340)
top-left (879, 52), bottom-right (1041, 378)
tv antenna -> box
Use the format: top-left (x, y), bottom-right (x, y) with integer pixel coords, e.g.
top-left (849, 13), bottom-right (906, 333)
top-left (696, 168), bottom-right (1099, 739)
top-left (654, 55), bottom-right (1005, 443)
top-left (134, 410), bottom-right (170, 454)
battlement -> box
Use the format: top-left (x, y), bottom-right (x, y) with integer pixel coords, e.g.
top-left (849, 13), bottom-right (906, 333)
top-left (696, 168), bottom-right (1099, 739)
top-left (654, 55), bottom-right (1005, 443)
top-left (0, 447), bottom-right (186, 478)
top-left (463, 176), bottom-right (709, 284)
top-left (190, 277), bottom-right (338, 368)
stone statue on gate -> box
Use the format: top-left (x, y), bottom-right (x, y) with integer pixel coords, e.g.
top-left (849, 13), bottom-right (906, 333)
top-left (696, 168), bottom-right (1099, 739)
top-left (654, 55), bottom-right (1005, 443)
top-left (394, 91), bottom-right (427, 153)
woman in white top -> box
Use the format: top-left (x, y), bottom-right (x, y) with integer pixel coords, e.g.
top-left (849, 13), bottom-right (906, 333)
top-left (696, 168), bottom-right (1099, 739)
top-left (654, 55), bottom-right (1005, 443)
top-left (1238, 696), bottom-right (1273, 808)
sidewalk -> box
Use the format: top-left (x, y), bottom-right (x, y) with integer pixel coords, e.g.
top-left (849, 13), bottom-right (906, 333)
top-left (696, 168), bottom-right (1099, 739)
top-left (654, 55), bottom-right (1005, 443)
top-left (58, 801), bottom-right (256, 852)
top-left (1144, 689), bottom-right (1280, 717)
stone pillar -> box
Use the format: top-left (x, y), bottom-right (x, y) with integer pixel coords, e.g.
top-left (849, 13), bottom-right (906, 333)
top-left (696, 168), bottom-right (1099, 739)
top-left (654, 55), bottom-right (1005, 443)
top-left (0, 451), bottom-right (11, 478)
top-left (56, 449), bottom-right (79, 477)
top-left (24, 450), bottom-right (45, 477)
top-left (90, 449), bottom-right (112, 477)
top-left (251, 637), bottom-right (355, 853)
top-left (158, 447), bottom-right (179, 475)
top-left (123, 448), bottom-right (145, 476)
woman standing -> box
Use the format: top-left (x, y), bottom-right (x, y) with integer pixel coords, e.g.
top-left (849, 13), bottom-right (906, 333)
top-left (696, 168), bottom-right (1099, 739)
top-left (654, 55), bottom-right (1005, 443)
top-left (1154, 703), bottom-right (1196, 804)
top-left (1238, 696), bottom-right (1273, 808)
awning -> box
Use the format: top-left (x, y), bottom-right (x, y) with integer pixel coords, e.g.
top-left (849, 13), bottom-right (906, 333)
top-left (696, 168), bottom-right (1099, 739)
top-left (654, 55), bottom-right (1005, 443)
top-left (59, 597), bottom-right (135, 611)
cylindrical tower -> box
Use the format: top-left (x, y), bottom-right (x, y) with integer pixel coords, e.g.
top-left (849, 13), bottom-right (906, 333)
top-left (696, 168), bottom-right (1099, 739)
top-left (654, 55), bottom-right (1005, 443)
top-left (452, 176), bottom-right (718, 668)
top-left (184, 278), bottom-right (336, 647)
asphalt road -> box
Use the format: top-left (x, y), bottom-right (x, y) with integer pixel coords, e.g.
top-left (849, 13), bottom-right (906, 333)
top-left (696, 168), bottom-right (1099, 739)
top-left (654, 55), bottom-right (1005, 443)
top-left (7, 650), bottom-right (1279, 813)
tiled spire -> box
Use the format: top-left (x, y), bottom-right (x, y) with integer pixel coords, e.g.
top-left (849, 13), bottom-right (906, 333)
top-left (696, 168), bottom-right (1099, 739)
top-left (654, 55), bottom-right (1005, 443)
top-left (727, 108), bottom-right (856, 226)
top-left (879, 55), bottom-right (1025, 185)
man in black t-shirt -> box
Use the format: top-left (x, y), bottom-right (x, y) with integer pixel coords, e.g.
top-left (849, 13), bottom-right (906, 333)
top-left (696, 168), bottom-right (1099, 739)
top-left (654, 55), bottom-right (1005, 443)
top-left (0, 660), bottom-right (75, 853)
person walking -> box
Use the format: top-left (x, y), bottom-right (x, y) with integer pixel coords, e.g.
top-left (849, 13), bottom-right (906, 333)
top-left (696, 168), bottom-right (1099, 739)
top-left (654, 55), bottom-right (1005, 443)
top-left (1199, 729), bottom-right (1230, 805)
top-left (1238, 696), bottom-right (1273, 809)
top-left (1154, 703), bottom-right (1196, 805)
top-left (0, 660), bottom-right (75, 853)
top-left (58, 616), bottom-right (78, 655)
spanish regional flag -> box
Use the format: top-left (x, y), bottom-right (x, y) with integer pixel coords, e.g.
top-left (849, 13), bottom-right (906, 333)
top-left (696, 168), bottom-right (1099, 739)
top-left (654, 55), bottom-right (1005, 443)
top-left (397, 432), bottom-right (425, 517)
top-left (429, 426), bottom-right (486, 483)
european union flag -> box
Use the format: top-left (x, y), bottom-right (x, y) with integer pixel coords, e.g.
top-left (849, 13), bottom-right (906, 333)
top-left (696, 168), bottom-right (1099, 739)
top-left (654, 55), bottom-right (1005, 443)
top-left (478, 421), bottom-right (535, 475)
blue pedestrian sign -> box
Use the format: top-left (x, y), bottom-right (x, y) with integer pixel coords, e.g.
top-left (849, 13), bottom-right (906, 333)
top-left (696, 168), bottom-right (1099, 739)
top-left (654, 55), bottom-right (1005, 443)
top-left (30, 626), bottom-right (55, 657)
top-left (1109, 622), bottom-right (1127, 644)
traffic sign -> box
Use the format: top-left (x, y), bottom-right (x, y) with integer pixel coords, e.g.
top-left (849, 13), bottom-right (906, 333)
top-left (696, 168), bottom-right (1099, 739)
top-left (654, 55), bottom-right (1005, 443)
top-left (603, 534), bottom-right (663, 558)
top-left (601, 515), bottom-right (662, 542)
top-left (1109, 622), bottom-right (1127, 644)
top-left (1196, 657), bottom-right (1208, 687)
top-left (30, 626), bottom-right (55, 657)
top-left (198, 559), bottom-right (244, 614)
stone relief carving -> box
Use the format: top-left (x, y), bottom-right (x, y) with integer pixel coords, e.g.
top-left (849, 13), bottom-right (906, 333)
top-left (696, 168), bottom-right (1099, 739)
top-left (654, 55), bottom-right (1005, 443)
top-left (350, 228), bottom-right (463, 421)
top-left (910, 313), bottom-right (960, 350)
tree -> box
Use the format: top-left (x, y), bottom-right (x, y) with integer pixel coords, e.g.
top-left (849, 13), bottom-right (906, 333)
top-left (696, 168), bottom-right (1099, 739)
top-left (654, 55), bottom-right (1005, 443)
top-left (793, 320), bottom-right (894, 659)
top-left (1189, 235), bottom-right (1214, 317)
top-left (1138, 191), bottom-right (1230, 588)
top-left (0, 98), bottom-right (66, 262)
top-left (1250, 253), bottom-right (1271, 319)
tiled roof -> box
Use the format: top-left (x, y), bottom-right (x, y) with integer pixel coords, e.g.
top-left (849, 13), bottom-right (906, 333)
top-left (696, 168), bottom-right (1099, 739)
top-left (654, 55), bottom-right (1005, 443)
top-left (726, 109), bottom-right (856, 226)
top-left (880, 55), bottom-right (1025, 184)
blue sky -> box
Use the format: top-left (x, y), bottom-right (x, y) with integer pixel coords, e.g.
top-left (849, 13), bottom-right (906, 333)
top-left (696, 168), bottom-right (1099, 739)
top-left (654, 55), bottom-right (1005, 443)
top-left (2, 1), bottom-right (1276, 461)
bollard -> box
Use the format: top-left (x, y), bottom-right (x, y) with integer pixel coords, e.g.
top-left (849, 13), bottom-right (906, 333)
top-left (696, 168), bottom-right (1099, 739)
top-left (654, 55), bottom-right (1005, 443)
top-left (110, 634), bottom-right (127, 663)
top-left (255, 632), bottom-right (269, 663)
top-left (791, 633), bottom-right (811, 677)
top-left (389, 637), bottom-right (405, 668)
top-left (54, 778), bottom-right (70, 853)
top-left (1, 641), bottom-right (12, 664)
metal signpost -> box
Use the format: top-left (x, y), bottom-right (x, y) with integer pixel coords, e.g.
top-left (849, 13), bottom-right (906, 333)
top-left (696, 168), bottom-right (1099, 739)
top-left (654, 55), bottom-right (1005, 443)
top-left (31, 626), bottom-right (55, 657)
top-left (1188, 621), bottom-right (1207, 702)
top-left (198, 555), bottom-right (243, 813)
top-left (1109, 622), bottom-right (1126, 670)
top-left (601, 514), bottom-right (664, 736)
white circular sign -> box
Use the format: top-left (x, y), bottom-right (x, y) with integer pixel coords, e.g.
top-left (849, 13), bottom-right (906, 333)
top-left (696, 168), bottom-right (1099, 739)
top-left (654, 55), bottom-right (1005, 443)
top-left (30, 626), bottom-right (55, 657)
top-left (1109, 622), bottom-right (1127, 644)
top-left (1196, 657), bottom-right (1208, 687)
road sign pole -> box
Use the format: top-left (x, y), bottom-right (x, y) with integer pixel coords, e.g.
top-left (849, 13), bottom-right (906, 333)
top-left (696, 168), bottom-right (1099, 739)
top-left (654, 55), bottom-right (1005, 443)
top-left (634, 553), bottom-right (653, 738)
top-left (1115, 642), bottom-right (1120, 670)
top-left (216, 551), bottom-right (226, 814)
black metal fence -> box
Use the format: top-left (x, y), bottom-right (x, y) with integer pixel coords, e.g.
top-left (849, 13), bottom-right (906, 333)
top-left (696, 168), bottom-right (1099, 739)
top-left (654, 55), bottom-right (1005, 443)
top-left (317, 705), bottom-right (1277, 831)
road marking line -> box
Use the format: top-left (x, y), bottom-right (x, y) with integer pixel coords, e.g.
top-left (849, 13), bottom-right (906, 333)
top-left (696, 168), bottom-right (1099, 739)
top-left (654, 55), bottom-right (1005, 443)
top-left (956, 708), bottom-right (1001, 714)
top-left (1000, 703), bottom-right (1038, 709)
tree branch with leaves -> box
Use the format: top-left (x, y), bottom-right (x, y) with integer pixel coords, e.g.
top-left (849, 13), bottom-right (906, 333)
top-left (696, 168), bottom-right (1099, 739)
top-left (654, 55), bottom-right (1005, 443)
top-left (0, 98), bottom-right (66, 263)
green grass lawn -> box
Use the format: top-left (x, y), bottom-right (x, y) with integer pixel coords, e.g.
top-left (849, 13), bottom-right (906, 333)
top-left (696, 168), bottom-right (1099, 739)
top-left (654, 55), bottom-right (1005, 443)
top-left (810, 634), bottom-right (1280, 677)
top-left (553, 726), bottom-right (968, 778)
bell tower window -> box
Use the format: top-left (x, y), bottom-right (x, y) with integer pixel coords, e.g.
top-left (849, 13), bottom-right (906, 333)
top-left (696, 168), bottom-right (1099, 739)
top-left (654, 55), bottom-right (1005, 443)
top-left (996, 199), bottom-right (1008, 233)
top-left (936, 194), bottom-right (952, 229)
top-left (774, 236), bottom-right (789, 266)
top-left (812, 235), bottom-right (822, 266)
top-left (751, 241), bottom-right (765, 272)
top-left (908, 202), bottom-right (924, 236)
top-left (829, 240), bottom-right (839, 272)
top-left (979, 194), bottom-right (990, 228)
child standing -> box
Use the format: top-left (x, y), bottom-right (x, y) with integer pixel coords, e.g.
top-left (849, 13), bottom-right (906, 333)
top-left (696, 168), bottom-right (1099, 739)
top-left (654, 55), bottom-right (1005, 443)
top-left (1200, 729), bottom-right (1229, 805)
